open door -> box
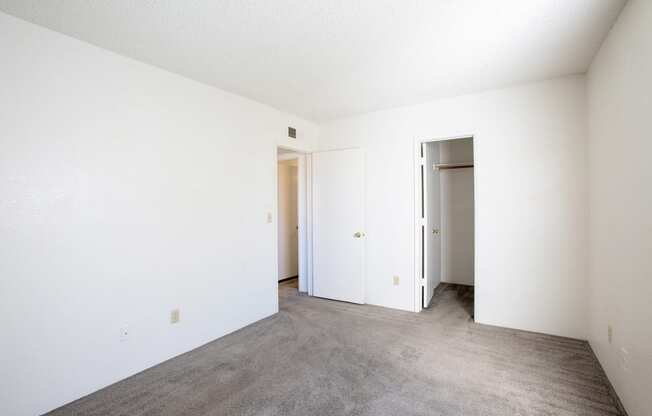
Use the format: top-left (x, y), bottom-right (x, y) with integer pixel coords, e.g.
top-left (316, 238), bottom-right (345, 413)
top-left (312, 148), bottom-right (365, 304)
top-left (423, 142), bottom-right (441, 308)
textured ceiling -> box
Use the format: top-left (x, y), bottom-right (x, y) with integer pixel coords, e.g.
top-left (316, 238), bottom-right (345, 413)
top-left (0, 0), bottom-right (625, 121)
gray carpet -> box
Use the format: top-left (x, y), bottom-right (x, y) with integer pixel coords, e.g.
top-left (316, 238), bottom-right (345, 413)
top-left (47, 280), bottom-right (622, 416)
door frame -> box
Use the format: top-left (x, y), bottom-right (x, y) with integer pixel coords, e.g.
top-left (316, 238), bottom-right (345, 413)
top-left (275, 145), bottom-right (313, 296)
top-left (413, 134), bottom-right (477, 314)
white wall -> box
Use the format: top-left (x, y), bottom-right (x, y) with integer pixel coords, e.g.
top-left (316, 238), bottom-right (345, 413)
top-left (277, 160), bottom-right (298, 280)
top-left (317, 76), bottom-right (588, 339)
top-left (439, 139), bottom-right (475, 286)
top-left (0, 12), bottom-right (316, 416)
top-left (587, 1), bottom-right (652, 415)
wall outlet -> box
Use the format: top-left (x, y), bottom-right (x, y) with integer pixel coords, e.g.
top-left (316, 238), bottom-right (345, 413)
top-left (620, 347), bottom-right (631, 373)
top-left (120, 326), bottom-right (129, 342)
top-left (608, 325), bottom-right (613, 343)
top-left (266, 212), bottom-right (273, 223)
top-left (393, 275), bottom-right (400, 285)
top-left (170, 308), bottom-right (180, 324)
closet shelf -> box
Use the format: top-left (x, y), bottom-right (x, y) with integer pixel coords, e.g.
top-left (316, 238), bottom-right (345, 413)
top-left (433, 162), bottom-right (474, 170)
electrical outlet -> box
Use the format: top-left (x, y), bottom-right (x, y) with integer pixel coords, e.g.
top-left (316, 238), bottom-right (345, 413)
top-left (620, 347), bottom-right (631, 373)
top-left (266, 212), bottom-right (273, 223)
top-left (170, 309), bottom-right (180, 324)
top-left (120, 326), bottom-right (129, 342)
top-left (393, 275), bottom-right (400, 285)
top-left (608, 325), bottom-right (613, 343)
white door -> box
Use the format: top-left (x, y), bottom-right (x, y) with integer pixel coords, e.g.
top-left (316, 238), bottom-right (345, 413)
top-left (312, 148), bottom-right (365, 304)
top-left (424, 142), bottom-right (441, 307)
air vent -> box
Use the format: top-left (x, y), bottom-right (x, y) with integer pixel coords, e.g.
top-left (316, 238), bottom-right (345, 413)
top-left (288, 127), bottom-right (297, 138)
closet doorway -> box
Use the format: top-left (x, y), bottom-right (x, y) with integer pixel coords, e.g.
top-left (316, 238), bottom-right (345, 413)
top-left (414, 136), bottom-right (475, 318)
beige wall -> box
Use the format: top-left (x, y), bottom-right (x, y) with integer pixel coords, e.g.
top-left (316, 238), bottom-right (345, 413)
top-left (277, 160), bottom-right (299, 280)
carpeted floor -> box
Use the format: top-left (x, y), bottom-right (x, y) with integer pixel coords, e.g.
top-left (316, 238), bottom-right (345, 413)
top-left (47, 280), bottom-right (623, 416)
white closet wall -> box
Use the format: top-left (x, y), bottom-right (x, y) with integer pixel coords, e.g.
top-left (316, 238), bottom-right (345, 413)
top-left (440, 139), bottom-right (475, 286)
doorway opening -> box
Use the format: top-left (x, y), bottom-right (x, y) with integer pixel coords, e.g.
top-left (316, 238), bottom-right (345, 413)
top-left (277, 150), bottom-right (299, 295)
top-left (415, 136), bottom-right (475, 319)
top-left (276, 147), bottom-right (311, 301)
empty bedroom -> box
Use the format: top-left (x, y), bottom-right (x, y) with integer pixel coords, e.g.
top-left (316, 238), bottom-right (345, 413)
top-left (1, 1), bottom-right (650, 415)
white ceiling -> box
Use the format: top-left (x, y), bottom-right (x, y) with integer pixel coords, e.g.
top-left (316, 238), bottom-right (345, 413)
top-left (0, 0), bottom-right (625, 121)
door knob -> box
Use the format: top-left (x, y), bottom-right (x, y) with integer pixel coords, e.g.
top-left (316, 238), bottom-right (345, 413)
top-left (432, 228), bottom-right (440, 235)
top-left (353, 231), bottom-right (365, 238)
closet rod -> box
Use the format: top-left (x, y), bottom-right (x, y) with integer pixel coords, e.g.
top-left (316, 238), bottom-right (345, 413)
top-left (434, 163), bottom-right (474, 170)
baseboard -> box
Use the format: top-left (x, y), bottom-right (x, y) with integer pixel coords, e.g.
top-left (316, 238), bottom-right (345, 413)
top-left (586, 343), bottom-right (629, 416)
top-left (440, 280), bottom-right (474, 287)
top-left (278, 275), bottom-right (298, 283)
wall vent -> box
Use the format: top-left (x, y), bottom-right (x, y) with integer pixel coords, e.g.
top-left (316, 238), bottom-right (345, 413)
top-left (288, 127), bottom-right (297, 138)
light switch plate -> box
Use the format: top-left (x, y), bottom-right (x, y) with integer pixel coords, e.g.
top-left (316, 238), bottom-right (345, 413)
top-left (170, 309), bottom-right (180, 324)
